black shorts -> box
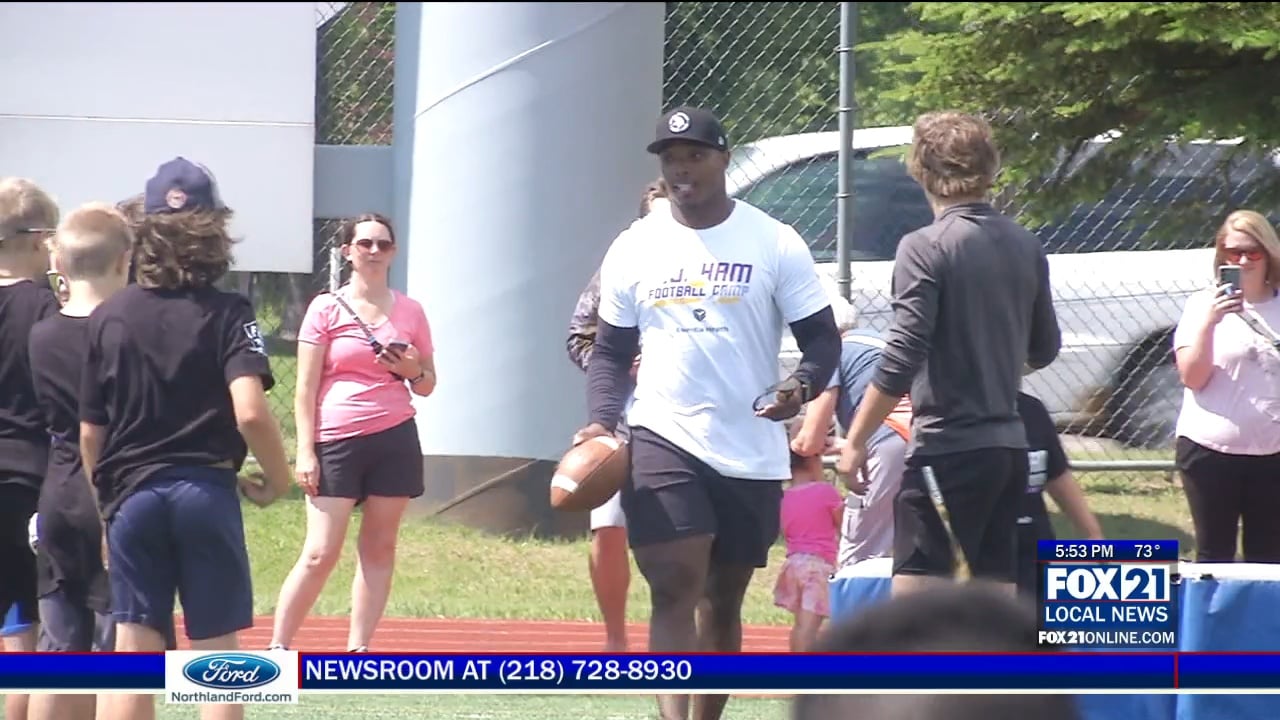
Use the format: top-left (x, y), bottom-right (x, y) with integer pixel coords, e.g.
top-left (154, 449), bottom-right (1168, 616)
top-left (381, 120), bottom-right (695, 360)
top-left (0, 483), bottom-right (39, 627)
top-left (892, 447), bottom-right (1028, 583)
top-left (316, 419), bottom-right (425, 500)
top-left (622, 426), bottom-right (783, 568)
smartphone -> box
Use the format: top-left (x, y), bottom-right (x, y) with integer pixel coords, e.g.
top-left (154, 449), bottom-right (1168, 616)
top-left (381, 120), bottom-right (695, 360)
top-left (1218, 265), bottom-right (1242, 295)
top-left (386, 340), bottom-right (410, 354)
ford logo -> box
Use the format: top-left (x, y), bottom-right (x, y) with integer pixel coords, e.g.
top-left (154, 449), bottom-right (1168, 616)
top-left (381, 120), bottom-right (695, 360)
top-left (182, 654), bottom-right (281, 690)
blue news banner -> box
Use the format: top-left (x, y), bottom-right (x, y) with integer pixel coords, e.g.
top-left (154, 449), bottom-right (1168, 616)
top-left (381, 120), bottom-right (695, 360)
top-left (8, 651), bottom-right (1280, 692)
top-left (1037, 539), bottom-right (1180, 650)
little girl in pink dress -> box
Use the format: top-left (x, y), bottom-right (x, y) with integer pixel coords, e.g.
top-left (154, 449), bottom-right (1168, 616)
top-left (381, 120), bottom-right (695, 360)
top-left (774, 447), bottom-right (844, 652)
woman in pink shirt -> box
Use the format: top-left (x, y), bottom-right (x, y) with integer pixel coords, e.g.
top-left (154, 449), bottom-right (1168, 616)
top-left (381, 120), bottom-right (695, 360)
top-left (1173, 209), bottom-right (1280, 563)
top-left (774, 446), bottom-right (843, 652)
top-left (268, 213), bottom-right (437, 651)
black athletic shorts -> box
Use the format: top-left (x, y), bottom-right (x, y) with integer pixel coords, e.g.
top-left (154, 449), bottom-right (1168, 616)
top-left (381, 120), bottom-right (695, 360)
top-left (0, 483), bottom-right (39, 627)
top-left (622, 425), bottom-right (783, 568)
top-left (316, 419), bottom-right (425, 500)
top-left (892, 447), bottom-right (1028, 583)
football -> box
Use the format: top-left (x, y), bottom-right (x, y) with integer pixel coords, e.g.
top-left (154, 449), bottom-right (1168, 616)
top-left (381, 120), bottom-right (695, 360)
top-left (550, 434), bottom-right (630, 512)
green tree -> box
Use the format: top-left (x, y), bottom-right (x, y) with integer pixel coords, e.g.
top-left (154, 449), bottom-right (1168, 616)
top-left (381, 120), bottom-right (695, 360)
top-left (662, 2), bottom-right (919, 143)
top-left (316, 1), bottom-right (396, 145)
top-left (863, 2), bottom-right (1280, 234)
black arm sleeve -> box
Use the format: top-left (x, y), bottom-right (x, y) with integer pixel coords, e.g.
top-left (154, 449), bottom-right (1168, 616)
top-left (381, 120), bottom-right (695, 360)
top-left (788, 305), bottom-right (841, 402)
top-left (586, 319), bottom-right (640, 432)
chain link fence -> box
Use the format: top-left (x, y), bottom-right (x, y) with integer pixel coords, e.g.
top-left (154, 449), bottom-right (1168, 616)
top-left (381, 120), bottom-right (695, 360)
top-left (665, 2), bottom-right (1278, 487)
top-left (226, 2), bottom-right (1275, 481)
top-left (223, 1), bottom-right (395, 444)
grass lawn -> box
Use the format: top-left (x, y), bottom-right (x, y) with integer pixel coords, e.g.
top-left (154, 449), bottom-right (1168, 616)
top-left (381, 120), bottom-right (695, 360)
top-left (238, 462), bottom-right (1195, 625)
top-left (149, 445), bottom-right (1198, 719)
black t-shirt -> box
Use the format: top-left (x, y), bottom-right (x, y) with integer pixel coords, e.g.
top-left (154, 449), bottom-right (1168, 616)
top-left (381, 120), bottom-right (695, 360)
top-left (79, 284), bottom-right (275, 520)
top-left (28, 312), bottom-right (109, 609)
top-left (1016, 391), bottom-right (1070, 545)
top-left (0, 279), bottom-right (61, 486)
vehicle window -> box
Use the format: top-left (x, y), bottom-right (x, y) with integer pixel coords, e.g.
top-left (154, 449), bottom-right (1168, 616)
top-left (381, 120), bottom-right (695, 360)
top-left (735, 142), bottom-right (1277, 260)
top-left (1022, 142), bottom-right (1275, 254)
top-left (734, 152), bottom-right (934, 262)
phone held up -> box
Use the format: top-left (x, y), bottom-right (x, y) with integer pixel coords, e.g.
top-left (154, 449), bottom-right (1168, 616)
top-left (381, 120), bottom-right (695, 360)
top-left (1218, 265), bottom-right (1242, 296)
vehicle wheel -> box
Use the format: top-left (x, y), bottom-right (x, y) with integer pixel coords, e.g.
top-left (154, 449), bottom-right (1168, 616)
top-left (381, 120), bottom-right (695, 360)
top-left (1109, 359), bottom-right (1183, 449)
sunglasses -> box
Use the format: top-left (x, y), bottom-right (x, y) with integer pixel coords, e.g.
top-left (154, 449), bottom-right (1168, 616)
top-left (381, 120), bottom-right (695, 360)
top-left (45, 269), bottom-right (67, 296)
top-left (351, 238), bottom-right (395, 252)
top-left (1225, 248), bottom-right (1266, 263)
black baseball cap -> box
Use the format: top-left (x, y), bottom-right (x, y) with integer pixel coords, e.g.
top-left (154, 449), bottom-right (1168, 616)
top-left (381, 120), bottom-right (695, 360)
top-left (646, 106), bottom-right (730, 154)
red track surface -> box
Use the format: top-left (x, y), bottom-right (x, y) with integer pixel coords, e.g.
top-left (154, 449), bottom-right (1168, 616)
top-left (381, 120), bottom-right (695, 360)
top-left (176, 616), bottom-right (792, 653)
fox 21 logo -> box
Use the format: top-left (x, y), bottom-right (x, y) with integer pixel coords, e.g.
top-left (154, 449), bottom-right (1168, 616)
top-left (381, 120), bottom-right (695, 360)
top-left (1044, 564), bottom-right (1171, 602)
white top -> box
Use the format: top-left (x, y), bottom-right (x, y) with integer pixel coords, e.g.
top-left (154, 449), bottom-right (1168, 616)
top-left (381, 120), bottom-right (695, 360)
top-left (597, 200), bottom-right (830, 480)
top-left (1173, 288), bottom-right (1280, 456)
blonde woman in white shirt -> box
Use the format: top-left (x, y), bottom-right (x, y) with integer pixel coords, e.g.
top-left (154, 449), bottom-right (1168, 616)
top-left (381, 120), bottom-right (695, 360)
top-left (1173, 209), bottom-right (1280, 563)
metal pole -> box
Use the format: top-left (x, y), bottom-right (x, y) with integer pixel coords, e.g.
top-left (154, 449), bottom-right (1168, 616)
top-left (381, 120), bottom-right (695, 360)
top-left (835, 2), bottom-right (857, 302)
top-left (329, 244), bottom-right (342, 292)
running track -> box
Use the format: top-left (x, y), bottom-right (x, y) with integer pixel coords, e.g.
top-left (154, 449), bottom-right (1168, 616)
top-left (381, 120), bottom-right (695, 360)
top-left (176, 616), bottom-right (792, 653)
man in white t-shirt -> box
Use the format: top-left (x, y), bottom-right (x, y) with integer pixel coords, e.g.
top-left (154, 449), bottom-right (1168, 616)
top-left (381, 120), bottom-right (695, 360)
top-left (572, 106), bottom-right (841, 720)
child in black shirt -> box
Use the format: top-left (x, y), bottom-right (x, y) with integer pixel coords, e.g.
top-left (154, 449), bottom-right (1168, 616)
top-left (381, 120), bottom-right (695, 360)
top-left (27, 202), bottom-right (134, 720)
top-left (79, 159), bottom-right (292, 720)
top-left (1013, 392), bottom-right (1104, 596)
top-left (0, 178), bottom-right (61, 687)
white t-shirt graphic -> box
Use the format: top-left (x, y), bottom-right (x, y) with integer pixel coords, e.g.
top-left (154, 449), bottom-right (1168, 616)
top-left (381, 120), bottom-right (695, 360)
top-left (597, 200), bottom-right (830, 480)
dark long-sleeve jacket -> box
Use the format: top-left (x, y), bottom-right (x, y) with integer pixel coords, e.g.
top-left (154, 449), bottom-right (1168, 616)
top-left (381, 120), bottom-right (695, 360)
top-left (871, 201), bottom-right (1061, 457)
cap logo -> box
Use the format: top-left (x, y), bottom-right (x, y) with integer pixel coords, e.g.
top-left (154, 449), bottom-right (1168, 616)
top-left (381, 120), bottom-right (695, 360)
top-left (668, 112), bottom-right (690, 134)
top-left (165, 187), bottom-right (188, 210)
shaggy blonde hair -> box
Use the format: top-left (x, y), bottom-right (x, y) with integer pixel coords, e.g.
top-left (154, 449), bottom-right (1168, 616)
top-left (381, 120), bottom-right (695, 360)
top-left (906, 111), bottom-right (1001, 201)
top-left (1212, 209), bottom-right (1280, 283)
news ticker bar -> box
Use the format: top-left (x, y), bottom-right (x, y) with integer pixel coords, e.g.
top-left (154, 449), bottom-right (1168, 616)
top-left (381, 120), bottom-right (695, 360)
top-left (6, 653), bottom-right (1280, 692)
top-left (1038, 539), bottom-right (1179, 562)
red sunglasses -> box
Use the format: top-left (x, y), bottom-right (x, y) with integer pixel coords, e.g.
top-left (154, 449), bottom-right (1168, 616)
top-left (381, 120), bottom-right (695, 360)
top-left (1225, 248), bottom-right (1265, 263)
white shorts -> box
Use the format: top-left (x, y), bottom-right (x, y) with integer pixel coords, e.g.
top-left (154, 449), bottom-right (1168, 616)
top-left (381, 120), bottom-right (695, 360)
top-left (837, 429), bottom-right (907, 571)
top-left (589, 489), bottom-right (626, 531)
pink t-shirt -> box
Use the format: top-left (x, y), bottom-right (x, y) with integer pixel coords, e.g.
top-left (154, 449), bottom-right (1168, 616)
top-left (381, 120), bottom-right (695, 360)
top-left (298, 289), bottom-right (434, 443)
top-left (780, 482), bottom-right (844, 565)
top-left (1173, 288), bottom-right (1280, 456)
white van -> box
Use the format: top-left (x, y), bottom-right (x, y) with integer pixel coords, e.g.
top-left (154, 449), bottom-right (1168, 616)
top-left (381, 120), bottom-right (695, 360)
top-left (730, 126), bottom-right (1274, 448)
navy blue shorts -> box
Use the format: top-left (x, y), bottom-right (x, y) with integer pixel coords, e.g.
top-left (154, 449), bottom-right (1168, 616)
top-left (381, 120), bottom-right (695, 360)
top-left (106, 466), bottom-right (253, 641)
